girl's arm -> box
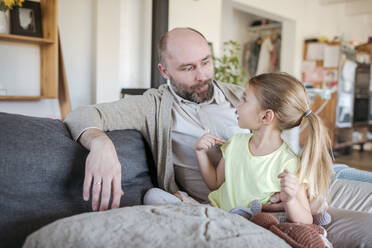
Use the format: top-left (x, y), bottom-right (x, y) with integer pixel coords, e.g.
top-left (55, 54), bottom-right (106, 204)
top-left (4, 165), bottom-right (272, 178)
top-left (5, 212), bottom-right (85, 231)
top-left (195, 134), bottom-right (225, 190)
top-left (278, 170), bottom-right (313, 224)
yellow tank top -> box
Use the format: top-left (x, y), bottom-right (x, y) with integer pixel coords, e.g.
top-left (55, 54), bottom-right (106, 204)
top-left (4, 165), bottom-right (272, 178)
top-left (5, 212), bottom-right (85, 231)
top-left (208, 133), bottom-right (299, 212)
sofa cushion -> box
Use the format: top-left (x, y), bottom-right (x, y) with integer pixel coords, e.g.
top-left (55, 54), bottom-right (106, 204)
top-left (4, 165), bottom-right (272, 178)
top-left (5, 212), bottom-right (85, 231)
top-left (23, 203), bottom-right (291, 248)
top-left (326, 207), bottom-right (372, 248)
top-left (330, 178), bottom-right (372, 213)
top-left (326, 178), bottom-right (372, 247)
top-left (0, 112), bottom-right (155, 247)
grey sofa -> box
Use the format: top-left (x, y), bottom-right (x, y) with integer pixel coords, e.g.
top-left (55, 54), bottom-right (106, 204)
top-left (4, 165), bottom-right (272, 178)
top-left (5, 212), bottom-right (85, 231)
top-left (1, 112), bottom-right (372, 248)
top-left (0, 112), bottom-right (156, 247)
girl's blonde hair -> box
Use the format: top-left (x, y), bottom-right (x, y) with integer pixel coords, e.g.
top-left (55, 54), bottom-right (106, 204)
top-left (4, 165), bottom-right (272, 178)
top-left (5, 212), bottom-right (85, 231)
top-left (249, 72), bottom-right (334, 202)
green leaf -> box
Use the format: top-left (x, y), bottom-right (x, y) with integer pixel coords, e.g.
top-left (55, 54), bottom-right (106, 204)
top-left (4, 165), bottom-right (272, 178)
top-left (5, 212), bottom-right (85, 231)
top-left (213, 40), bottom-right (248, 86)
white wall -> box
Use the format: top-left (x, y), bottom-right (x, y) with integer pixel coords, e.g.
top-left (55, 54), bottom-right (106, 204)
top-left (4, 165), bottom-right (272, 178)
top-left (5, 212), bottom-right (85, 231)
top-left (169, 0), bottom-right (223, 56)
top-left (120, 0), bottom-right (152, 89)
top-left (58, 0), bottom-right (96, 109)
top-left (0, 42), bottom-right (40, 96)
top-left (231, 8), bottom-right (258, 53)
top-left (302, 1), bottom-right (372, 42)
top-left (95, 0), bottom-right (121, 103)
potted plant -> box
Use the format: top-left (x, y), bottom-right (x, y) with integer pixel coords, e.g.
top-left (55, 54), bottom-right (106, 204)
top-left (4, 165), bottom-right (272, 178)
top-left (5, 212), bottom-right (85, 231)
top-left (213, 40), bottom-right (248, 86)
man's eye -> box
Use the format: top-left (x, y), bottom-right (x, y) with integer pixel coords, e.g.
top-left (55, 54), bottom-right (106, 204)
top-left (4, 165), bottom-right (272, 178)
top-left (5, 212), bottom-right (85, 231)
top-left (184, 66), bottom-right (193, 71)
top-left (202, 60), bottom-right (209, 65)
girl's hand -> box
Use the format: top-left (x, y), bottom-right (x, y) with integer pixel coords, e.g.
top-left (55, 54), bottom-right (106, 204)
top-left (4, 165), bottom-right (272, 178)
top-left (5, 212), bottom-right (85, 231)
top-left (194, 133), bottom-right (225, 151)
top-left (278, 169), bottom-right (299, 203)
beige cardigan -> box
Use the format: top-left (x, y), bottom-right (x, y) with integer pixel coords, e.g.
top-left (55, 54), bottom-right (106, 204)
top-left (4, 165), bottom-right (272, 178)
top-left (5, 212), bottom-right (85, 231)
top-left (64, 81), bottom-right (244, 193)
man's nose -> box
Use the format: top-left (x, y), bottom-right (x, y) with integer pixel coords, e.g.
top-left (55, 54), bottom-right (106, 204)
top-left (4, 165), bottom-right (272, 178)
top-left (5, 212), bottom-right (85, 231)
top-left (195, 65), bottom-right (210, 82)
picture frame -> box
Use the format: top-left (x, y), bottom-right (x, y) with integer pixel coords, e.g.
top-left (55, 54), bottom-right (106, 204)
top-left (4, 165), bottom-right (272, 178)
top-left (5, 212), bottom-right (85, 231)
top-left (10, 1), bottom-right (42, 38)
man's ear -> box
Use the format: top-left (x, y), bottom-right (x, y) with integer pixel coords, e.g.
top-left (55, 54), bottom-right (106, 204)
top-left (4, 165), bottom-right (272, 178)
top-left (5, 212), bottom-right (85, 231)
top-left (261, 109), bottom-right (275, 125)
top-left (158, 63), bottom-right (169, 80)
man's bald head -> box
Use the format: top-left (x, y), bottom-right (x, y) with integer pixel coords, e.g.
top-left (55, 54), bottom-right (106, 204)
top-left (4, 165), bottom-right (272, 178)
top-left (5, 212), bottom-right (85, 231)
top-left (156, 27), bottom-right (214, 103)
top-left (158, 27), bottom-right (208, 67)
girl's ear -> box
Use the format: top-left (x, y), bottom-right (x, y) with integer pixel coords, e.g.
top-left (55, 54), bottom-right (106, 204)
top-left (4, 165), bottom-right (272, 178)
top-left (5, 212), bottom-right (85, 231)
top-left (261, 109), bottom-right (275, 125)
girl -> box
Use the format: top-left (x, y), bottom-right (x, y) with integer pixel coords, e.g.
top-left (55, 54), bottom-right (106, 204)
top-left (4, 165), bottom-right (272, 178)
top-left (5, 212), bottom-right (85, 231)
top-left (195, 72), bottom-right (333, 224)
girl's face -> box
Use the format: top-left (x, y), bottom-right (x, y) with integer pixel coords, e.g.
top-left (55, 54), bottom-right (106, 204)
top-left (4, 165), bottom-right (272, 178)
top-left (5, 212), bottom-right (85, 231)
top-left (236, 85), bottom-right (265, 130)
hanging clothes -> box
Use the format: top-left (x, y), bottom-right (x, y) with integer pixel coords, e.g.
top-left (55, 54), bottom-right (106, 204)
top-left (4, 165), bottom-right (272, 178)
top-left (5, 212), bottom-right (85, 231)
top-left (242, 42), bottom-right (252, 78)
top-left (241, 23), bottom-right (282, 77)
top-left (256, 37), bottom-right (273, 75)
top-left (247, 38), bottom-right (261, 77)
top-left (271, 34), bottom-right (281, 72)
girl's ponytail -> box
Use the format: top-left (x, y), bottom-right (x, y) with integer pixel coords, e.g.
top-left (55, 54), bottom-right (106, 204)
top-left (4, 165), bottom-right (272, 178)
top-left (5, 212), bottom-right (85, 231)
top-left (298, 111), bottom-right (333, 202)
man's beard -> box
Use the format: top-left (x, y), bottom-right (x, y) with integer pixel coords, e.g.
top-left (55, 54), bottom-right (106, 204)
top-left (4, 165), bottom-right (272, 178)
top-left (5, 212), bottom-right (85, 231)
top-left (169, 76), bottom-right (214, 104)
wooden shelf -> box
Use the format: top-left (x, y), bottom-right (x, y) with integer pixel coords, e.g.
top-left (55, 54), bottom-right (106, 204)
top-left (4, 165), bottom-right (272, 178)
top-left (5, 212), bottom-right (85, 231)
top-left (334, 137), bottom-right (372, 149)
top-left (334, 141), bottom-right (354, 149)
top-left (247, 23), bottom-right (282, 32)
top-left (334, 140), bottom-right (368, 149)
top-left (0, 33), bottom-right (54, 45)
top-left (353, 122), bottom-right (371, 127)
top-left (356, 43), bottom-right (372, 54)
top-left (0, 96), bottom-right (42, 101)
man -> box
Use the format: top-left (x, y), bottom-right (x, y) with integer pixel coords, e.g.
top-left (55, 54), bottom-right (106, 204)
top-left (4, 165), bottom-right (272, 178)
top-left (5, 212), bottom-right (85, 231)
top-left (64, 27), bottom-right (246, 211)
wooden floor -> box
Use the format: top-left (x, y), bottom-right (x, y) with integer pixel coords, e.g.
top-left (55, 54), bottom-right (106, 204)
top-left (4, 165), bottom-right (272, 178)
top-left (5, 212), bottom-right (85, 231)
top-left (334, 149), bottom-right (372, 172)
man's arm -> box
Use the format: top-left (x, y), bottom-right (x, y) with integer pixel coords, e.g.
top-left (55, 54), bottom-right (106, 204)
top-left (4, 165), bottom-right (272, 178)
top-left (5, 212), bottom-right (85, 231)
top-left (79, 128), bottom-right (123, 211)
top-left (64, 92), bottom-right (156, 141)
top-left (64, 93), bottom-right (156, 211)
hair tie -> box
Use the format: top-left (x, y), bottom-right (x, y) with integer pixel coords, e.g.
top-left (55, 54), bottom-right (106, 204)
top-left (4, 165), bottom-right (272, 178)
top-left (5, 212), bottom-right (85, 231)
top-left (304, 109), bottom-right (312, 118)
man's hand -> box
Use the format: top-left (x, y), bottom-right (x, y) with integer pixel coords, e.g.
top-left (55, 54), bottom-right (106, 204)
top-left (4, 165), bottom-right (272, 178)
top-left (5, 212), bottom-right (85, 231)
top-left (278, 169), bottom-right (299, 204)
top-left (194, 133), bottom-right (225, 151)
top-left (79, 129), bottom-right (123, 211)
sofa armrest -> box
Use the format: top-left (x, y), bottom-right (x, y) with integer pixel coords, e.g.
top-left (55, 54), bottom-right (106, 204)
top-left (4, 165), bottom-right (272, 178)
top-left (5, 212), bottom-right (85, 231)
top-left (334, 163), bottom-right (372, 183)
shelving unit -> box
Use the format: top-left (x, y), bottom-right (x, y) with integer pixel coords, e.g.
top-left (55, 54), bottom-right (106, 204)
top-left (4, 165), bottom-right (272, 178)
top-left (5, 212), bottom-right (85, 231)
top-left (300, 40), bottom-right (372, 151)
top-left (0, 0), bottom-right (71, 119)
top-left (300, 41), bottom-right (340, 147)
top-left (334, 45), bottom-right (372, 151)
top-left (0, 0), bottom-right (58, 100)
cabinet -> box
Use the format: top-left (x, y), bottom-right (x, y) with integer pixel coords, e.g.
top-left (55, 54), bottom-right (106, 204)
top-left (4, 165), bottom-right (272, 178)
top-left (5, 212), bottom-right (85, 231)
top-left (300, 40), bottom-right (372, 151)
top-left (0, 0), bottom-right (58, 100)
top-left (334, 45), bottom-right (372, 150)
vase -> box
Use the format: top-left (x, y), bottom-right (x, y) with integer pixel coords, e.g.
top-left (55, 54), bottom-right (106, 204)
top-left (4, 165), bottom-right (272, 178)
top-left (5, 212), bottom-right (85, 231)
top-left (0, 10), bottom-right (10, 34)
